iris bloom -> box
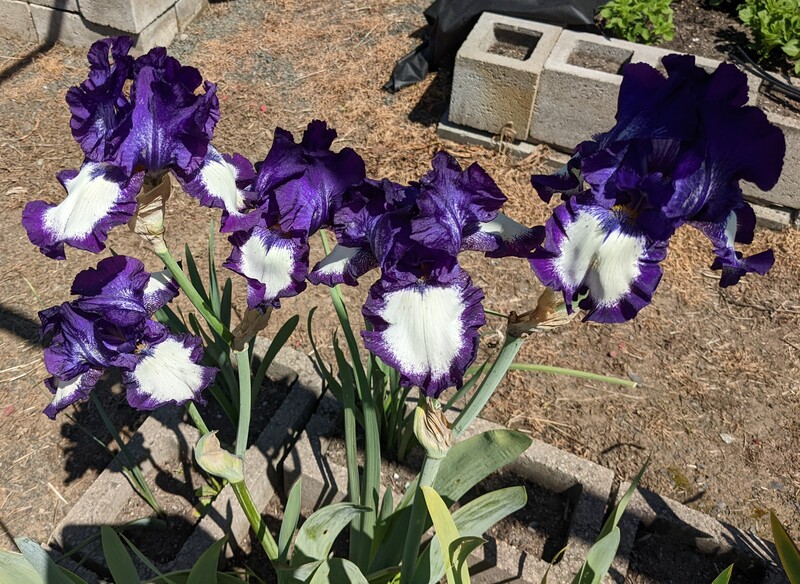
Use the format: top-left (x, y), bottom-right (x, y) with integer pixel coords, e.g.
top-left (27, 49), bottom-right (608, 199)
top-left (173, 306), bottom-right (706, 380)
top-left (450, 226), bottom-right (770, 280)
top-left (40, 256), bottom-right (216, 418)
top-left (530, 55), bottom-right (785, 323)
top-left (223, 120), bottom-right (366, 310)
top-left (22, 37), bottom-right (220, 259)
top-left (311, 151), bottom-right (542, 396)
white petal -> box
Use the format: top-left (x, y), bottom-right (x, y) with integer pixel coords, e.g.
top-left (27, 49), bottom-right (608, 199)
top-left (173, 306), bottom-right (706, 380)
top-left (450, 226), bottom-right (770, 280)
top-left (130, 338), bottom-right (206, 404)
top-left (380, 286), bottom-right (466, 379)
top-left (45, 163), bottom-right (125, 240)
top-left (314, 244), bottom-right (360, 277)
top-left (479, 213), bottom-right (529, 241)
top-left (200, 155), bottom-right (245, 213)
top-left (240, 236), bottom-right (295, 299)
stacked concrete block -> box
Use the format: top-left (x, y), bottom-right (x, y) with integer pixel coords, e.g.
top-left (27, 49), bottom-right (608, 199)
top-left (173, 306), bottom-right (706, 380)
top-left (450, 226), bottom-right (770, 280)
top-left (0, 0), bottom-right (206, 49)
top-left (529, 29), bottom-right (761, 152)
top-left (743, 109), bottom-right (800, 212)
top-left (449, 13), bottom-right (561, 140)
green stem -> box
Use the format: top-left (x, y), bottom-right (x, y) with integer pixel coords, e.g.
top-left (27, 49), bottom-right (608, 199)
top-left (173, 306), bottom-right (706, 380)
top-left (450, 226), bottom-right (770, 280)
top-left (91, 394), bottom-right (163, 516)
top-left (156, 245), bottom-right (233, 345)
top-left (452, 335), bottom-right (526, 438)
top-left (231, 481), bottom-right (279, 561)
top-left (184, 403), bottom-right (223, 492)
top-left (235, 345), bottom-right (252, 459)
top-left (507, 363), bottom-right (638, 387)
top-left (399, 456), bottom-right (442, 583)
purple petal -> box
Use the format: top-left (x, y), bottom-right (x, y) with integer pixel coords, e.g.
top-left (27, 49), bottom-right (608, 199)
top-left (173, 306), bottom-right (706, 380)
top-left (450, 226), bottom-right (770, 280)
top-left (308, 244), bottom-right (379, 286)
top-left (143, 268), bottom-right (179, 315)
top-left (117, 48), bottom-right (219, 175)
top-left (177, 146), bottom-right (258, 232)
top-left (412, 151), bottom-right (506, 256)
top-left (224, 224), bottom-right (309, 309)
top-left (71, 255), bottom-right (150, 327)
top-left (252, 121), bottom-right (366, 234)
top-left (66, 36), bottom-right (134, 162)
top-left (461, 213), bottom-right (544, 258)
top-left (123, 321), bottom-right (214, 410)
top-left (530, 197), bottom-right (667, 323)
top-left (362, 262), bottom-right (485, 397)
top-left (22, 162), bottom-right (144, 260)
top-left (43, 368), bottom-right (104, 420)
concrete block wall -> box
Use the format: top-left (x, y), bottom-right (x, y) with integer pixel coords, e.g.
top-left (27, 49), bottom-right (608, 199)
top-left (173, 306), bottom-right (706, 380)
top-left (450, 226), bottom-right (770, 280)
top-left (0, 0), bottom-right (206, 51)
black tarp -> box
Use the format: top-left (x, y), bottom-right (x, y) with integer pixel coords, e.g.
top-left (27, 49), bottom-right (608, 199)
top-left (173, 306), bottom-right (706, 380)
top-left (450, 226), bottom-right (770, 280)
top-left (384, 0), bottom-right (607, 92)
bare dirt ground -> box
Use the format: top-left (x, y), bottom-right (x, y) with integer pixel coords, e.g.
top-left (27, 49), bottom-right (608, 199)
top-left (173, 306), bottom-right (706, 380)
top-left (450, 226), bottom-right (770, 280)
top-left (0, 0), bottom-right (798, 562)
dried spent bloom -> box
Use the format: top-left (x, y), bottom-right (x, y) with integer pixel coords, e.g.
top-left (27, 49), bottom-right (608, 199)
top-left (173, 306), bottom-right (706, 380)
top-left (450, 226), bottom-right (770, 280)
top-left (23, 37), bottom-right (220, 259)
top-left (40, 256), bottom-right (216, 418)
top-left (529, 55), bottom-right (785, 323)
top-left (312, 151), bottom-right (542, 397)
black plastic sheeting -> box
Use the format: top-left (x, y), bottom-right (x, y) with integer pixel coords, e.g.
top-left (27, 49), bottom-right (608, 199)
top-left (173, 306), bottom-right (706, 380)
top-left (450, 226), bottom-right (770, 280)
top-left (384, 0), bottom-right (607, 92)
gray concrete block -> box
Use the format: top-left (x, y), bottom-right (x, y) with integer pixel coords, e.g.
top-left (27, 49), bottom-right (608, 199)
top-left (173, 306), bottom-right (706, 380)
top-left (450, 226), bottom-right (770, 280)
top-left (449, 13), bottom-right (561, 138)
top-left (77, 0), bottom-right (175, 33)
top-left (743, 112), bottom-right (800, 210)
top-left (751, 201), bottom-right (795, 230)
top-left (530, 30), bottom-right (761, 152)
top-left (438, 109), bottom-right (543, 161)
top-left (174, 0), bottom-right (205, 31)
top-left (29, 4), bottom-right (118, 46)
top-left (130, 6), bottom-right (177, 54)
top-left (616, 482), bottom-right (788, 583)
top-left (0, 0), bottom-right (37, 42)
top-left (28, 0), bottom-right (79, 12)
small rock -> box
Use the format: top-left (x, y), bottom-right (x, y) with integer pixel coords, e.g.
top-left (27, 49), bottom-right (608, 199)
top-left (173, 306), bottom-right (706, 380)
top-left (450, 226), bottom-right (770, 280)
top-left (2, 404), bottom-right (13, 416)
top-left (712, 501), bottom-right (726, 515)
top-left (179, 33), bottom-right (188, 41)
top-left (627, 371), bottom-right (643, 385)
top-left (769, 479), bottom-right (785, 491)
top-left (393, 472), bottom-right (400, 480)
top-left (526, 521), bottom-right (539, 532)
top-left (720, 433), bottom-right (735, 444)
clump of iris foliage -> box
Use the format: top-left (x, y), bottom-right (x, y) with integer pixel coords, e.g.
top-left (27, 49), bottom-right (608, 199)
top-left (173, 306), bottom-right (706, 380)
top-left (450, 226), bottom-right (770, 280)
top-left (4, 35), bottom-right (787, 584)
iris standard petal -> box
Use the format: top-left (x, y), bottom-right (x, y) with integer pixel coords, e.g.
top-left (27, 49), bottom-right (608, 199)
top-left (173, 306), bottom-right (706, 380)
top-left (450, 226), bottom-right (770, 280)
top-left (178, 146), bottom-right (257, 232)
top-left (22, 162), bottom-right (144, 260)
top-left (43, 368), bottom-right (104, 420)
top-left (361, 264), bottom-right (485, 397)
top-left (308, 244), bottom-right (379, 286)
top-left (143, 268), bottom-right (180, 315)
top-left (531, 199), bottom-right (666, 323)
top-left (224, 224), bottom-right (309, 309)
top-left (123, 322), bottom-right (214, 410)
top-left (71, 255), bottom-right (150, 327)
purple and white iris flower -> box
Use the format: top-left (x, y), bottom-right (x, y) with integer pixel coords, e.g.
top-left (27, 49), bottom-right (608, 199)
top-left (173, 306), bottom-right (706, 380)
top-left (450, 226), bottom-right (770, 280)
top-left (39, 255), bottom-right (216, 418)
top-left (311, 151), bottom-right (543, 397)
top-left (22, 36), bottom-right (221, 259)
top-left (223, 121), bottom-right (366, 310)
top-left (530, 55), bottom-right (785, 323)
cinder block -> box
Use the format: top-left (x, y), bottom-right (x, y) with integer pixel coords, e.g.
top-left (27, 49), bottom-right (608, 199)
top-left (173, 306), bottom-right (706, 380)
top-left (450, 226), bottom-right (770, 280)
top-left (130, 6), bottom-right (178, 54)
top-left (28, 0), bottom-right (79, 12)
top-left (0, 0), bottom-right (37, 42)
top-left (743, 112), bottom-right (800, 210)
top-left (530, 30), bottom-right (761, 152)
top-left (175, 0), bottom-right (206, 31)
top-left (616, 482), bottom-right (788, 583)
top-left (437, 108), bottom-right (543, 161)
top-left (77, 0), bottom-right (175, 34)
top-left (30, 4), bottom-right (117, 46)
top-left (751, 201), bottom-right (795, 230)
top-left (449, 13), bottom-right (561, 138)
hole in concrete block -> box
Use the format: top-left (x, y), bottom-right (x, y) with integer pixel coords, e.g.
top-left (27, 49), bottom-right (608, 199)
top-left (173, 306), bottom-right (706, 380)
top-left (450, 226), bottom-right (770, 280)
top-left (489, 24), bottom-right (541, 60)
top-left (626, 521), bottom-right (767, 583)
top-left (567, 40), bottom-right (633, 75)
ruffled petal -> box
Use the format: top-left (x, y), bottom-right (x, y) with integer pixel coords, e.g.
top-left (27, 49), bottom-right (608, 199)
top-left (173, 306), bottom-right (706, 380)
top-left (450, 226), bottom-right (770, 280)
top-left (178, 146), bottom-right (257, 232)
top-left (143, 268), bottom-right (179, 315)
top-left (461, 213), bottom-right (544, 258)
top-left (123, 322), bottom-right (214, 410)
top-left (117, 48), bottom-right (219, 175)
top-left (531, 199), bottom-right (666, 323)
top-left (65, 36), bottom-right (134, 162)
top-left (70, 255), bottom-right (150, 327)
top-left (308, 244), bottom-right (378, 286)
top-left (43, 368), bottom-right (104, 420)
top-left (361, 263), bottom-right (485, 397)
top-left (412, 151), bottom-right (506, 255)
top-left (22, 162), bottom-right (144, 260)
top-left (224, 224), bottom-right (309, 309)
top-left (694, 206), bottom-right (774, 287)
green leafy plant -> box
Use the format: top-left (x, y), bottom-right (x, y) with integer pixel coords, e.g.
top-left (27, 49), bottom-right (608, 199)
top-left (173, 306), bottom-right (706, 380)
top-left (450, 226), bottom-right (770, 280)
top-left (598, 0), bottom-right (675, 44)
top-left (739, 0), bottom-right (800, 74)
top-left (771, 511), bottom-right (800, 583)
